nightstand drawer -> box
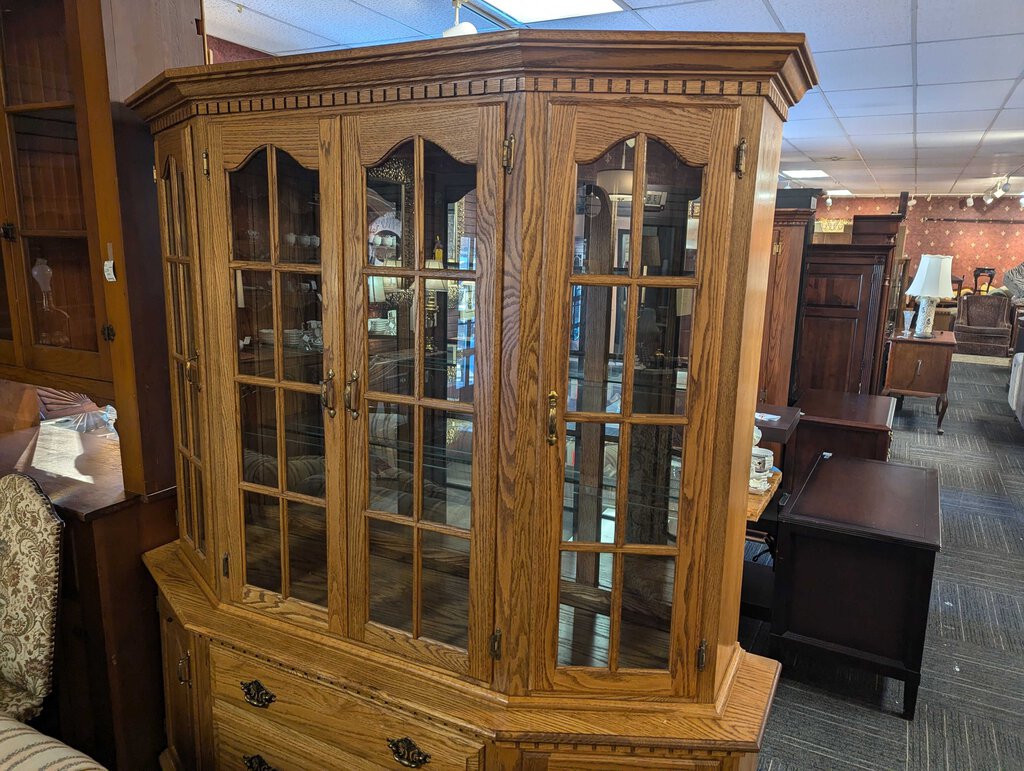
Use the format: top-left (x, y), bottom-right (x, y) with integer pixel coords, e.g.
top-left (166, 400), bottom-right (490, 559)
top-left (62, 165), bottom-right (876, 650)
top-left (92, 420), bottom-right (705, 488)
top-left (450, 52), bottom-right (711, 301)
top-left (885, 342), bottom-right (949, 394)
top-left (209, 643), bottom-right (485, 770)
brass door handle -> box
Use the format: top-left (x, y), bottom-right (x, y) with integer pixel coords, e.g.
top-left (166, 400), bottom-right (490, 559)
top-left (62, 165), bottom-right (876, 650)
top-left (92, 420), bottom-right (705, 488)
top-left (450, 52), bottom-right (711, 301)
top-left (184, 353), bottom-right (200, 390)
top-left (344, 370), bottom-right (359, 419)
top-left (175, 651), bottom-right (191, 687)
top-left (319, 369), bottom-right (337, 418)
top-left (546, 391), bottom-right (558, 446)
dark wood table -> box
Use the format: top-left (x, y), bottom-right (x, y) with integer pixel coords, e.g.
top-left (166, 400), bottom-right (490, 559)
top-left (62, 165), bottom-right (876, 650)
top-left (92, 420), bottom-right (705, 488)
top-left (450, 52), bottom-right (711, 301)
top-left (755, 402), bottom-right (801, 445)
top-left (0, 424), bottom-right (175, 767)
top-left (771, 454), bottom-right (941, 719)
top-left (783, 388), bottom-right (896, 494)
top-left (882, 330), bottom-right (957, 434)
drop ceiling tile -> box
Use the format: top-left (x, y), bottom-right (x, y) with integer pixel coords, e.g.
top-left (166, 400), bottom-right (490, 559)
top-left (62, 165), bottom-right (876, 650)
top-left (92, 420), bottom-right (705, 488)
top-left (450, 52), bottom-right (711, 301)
top-left (915, 131), bottom-right (985, 148)
top-left (636, 0), bottom-right (781, 32)
top-left (782, 117), bottom-right (845, 139)
top-left (917, 35), bottom-right (1024, 85)
top-left (840, 114), bottom-right (914, 135)
top-left (530, 10), bottom-right (651, 29)
top-left (826, 86), bottom-right (914, 117)
top-left (847, 133), bottom-right (916, 149)
top-left (356, 0), bottom-right (500, 35)
top-left (625, 0), bottom-right (708, 7)
top-left (787, 89), bottom-right (834, 121)
top-left (917, 80), bottom-right (1017, 113)
top-left (990, 109), bottom-right (1024, 131)
top-left (917, 0), bottom-right (1024, 42)
top-left (205, 0), bottom-right (340, 53)
top-left (979, 131), bottom-right (1024, 154)
top-left (784, 136), bottom-right (856, 157)
top-left (916, 110), bottom-right (999, 132)
top-left (1005, 81), bottom-right (1024, 109)
top-left (770, 0), bottom-right (911, 52)
top-left (814, 46), bottom-right (912, 91)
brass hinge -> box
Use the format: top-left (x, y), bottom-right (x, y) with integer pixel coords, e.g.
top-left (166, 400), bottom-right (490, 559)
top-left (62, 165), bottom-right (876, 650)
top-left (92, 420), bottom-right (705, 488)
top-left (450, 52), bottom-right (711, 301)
top-left (101, 323), bottom-right (115, 342)
top-left (222, 552), bottom-right (229, 577)
top-left (501, 134), bottom-right (515, 175)
top-left (202, 150), bottom-right (210, 178)
top-left (152, 165), bottom-right (158, 183)
top-left (735, 138), bottom-right (747, 179)
top-left (772, 239), bottom-right (782, 256)
top-left (696, 638), bottom-right (707, 671)
top-left (489, 628), bottom-right (502, 660)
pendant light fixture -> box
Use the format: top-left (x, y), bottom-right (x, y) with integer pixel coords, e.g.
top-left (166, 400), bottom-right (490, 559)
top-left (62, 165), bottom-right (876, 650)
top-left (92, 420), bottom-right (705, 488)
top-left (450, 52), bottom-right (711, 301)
top-left (442, 0), bottom-right (478, 37)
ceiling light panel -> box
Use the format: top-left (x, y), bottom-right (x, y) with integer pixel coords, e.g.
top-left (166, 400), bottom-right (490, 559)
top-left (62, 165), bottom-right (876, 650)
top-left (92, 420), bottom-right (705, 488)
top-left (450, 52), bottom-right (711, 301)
top-left (781, 170), bottom-right (831, 178)
top-left (483, 0), bottom-right (621, 23)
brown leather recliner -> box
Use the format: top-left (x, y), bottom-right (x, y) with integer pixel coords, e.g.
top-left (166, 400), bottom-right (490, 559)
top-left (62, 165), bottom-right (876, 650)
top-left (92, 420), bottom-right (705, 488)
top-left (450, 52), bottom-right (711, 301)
top-left (954, 293), bottom-right (1011, 356)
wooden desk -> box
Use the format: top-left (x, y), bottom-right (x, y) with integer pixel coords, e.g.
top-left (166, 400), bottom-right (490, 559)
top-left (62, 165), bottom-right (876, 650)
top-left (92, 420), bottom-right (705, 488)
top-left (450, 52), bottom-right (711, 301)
top-left (772, 455), bottom-right (940, 719)
top-left (783, 389), bottom-right (895, 494)
top-left (0, 424), bottom-right (176, 767)
top-left (755, 403), bottom-right (801, 445)
top-left (882, 330), bottom-right (957, 434)
top-left (747, 471), bottom-right (782, 523)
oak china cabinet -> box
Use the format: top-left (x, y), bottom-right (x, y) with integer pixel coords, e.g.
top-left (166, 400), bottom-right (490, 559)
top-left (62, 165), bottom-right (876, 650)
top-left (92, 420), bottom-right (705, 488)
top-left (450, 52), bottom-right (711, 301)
top-left (129, 30), bottom-right (816, 770)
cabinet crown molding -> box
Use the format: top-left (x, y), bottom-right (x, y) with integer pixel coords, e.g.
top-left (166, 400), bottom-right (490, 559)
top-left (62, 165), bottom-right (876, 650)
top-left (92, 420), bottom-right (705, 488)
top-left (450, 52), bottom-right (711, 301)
top-left (127, 30), bottom-right (817, 131)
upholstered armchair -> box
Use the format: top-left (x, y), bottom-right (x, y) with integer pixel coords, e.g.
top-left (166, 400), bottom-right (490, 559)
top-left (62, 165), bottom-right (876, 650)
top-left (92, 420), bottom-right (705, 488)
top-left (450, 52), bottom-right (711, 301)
top-left (954, 293), bottom-right (1012, 357)
top-left (0, 474), bottom-right (63, 722)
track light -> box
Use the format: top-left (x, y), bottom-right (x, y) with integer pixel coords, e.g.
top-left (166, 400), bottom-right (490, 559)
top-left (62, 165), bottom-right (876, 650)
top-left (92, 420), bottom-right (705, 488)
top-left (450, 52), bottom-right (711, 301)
top-left (965, 195), bottom-right (974, 207)
top-left (825, 196), bottom-right (833, 208)
top-left (1019, 194), bottom-right (1024, 210)
top-left (442, 0), bottom-right (478, 37)
top-left (908, 195), bottom-right (917, 207)
top-left (982, 192), bottom-right (994, 205)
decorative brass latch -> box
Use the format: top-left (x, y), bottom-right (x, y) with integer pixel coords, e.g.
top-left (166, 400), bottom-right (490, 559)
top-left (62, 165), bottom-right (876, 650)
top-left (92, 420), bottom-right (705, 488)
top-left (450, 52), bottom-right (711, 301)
top-left (735, 138), bottom-right (747, 178)
top-left (546, 391), bottom-right (558, 446)
top-left (240, 679), bottom-right (277, 708)
top-left (387, 737), bottom-right (431, 768)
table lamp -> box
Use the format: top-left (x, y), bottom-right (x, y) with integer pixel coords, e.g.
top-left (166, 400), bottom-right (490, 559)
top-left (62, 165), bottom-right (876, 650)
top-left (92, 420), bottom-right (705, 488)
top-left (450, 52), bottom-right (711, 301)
top-left (905, 254), bottom-right (954, 338)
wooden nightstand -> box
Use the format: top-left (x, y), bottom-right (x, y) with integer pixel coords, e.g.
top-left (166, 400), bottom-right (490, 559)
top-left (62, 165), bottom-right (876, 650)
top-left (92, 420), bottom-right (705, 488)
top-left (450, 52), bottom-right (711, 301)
top-left (882, 330), bottom-right (957, 434)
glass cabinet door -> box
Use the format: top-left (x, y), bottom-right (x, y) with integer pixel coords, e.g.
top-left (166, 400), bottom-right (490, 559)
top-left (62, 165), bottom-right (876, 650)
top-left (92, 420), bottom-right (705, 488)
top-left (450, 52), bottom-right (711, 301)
top-left (342, 106), bottom-right (502, 681)
top-left (157, 128), bottom-right (212, 583)
top-left (542, 103), bottom-right (740, 696)
top-left (219, 130), bottom-right (331, 618)
top-left (0, 0), bottom-right (108, 379)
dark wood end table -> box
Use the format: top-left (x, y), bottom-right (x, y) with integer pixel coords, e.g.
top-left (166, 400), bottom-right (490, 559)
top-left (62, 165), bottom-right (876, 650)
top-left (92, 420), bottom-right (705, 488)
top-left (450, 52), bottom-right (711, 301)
top-left (772, 454), bottom-right (941, 719)
top-left (882, 330), bottom-right (957, 434)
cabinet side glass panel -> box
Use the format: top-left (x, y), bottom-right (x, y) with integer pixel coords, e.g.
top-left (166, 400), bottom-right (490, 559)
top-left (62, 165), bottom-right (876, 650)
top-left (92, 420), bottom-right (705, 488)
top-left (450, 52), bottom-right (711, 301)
top-left (24, 237), bottom-right (96, 351)
top-left (12, 110), bottom-right (85, 231)
top-left (229, 149), bottom-right (270, 262)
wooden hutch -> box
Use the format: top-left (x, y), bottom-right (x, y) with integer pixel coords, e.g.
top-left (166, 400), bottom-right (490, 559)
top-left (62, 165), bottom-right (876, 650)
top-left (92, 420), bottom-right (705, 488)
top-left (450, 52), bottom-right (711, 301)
top-left (128, 31), bottom-right (816, 769)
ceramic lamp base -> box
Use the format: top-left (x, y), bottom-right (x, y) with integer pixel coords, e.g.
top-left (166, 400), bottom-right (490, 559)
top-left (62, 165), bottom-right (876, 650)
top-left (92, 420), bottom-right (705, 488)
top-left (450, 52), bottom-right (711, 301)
top-left (913, 296), bottom-right (938, 338)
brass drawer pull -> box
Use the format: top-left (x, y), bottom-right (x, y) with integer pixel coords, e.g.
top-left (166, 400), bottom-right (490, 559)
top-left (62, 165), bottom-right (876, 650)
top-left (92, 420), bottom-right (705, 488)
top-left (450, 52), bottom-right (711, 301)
top-left (320, 368), bottom-right (337, 418)
top-left (242, 754), bottom-right (276, 771)
top-left (915, 359), bottom-right (923, 377)
top-left (546, 390), bottom-right (558, 446)
top-left (387, 737), bottom-right (431, 768)
top-left (240, 679), bottom-right (277, 709)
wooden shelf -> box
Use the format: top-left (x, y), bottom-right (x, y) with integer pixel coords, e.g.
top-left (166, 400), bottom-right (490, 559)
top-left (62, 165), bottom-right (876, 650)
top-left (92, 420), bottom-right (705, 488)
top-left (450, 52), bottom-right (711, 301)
top-left (746, 470), bottom-right (781, 523)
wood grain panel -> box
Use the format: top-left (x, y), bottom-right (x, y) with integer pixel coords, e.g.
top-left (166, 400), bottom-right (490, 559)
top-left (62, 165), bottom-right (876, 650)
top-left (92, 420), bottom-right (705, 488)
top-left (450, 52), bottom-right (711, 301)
top-left (217, 116), bottom-right (320, 168)
top-left (573, 103), bottom-right (716, 166)
top-left (356, 105), bottom-right (482, 166)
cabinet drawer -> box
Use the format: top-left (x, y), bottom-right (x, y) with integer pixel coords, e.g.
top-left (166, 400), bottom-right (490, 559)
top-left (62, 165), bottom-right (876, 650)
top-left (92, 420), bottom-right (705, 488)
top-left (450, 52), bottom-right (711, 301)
top-left (886, 345), bottom-right (948, 394)
top-left (209, 643), bottom-right (485, 770)
top-left (213, 700), bottom-right (378, 770)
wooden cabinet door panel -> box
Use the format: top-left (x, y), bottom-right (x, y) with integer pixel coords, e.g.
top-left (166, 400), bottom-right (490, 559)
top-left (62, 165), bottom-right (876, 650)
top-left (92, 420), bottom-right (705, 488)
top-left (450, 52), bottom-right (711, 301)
top-left (159, 596), bottom-right (198, 771)
top-left (794, 248), bottom-right (885, 395)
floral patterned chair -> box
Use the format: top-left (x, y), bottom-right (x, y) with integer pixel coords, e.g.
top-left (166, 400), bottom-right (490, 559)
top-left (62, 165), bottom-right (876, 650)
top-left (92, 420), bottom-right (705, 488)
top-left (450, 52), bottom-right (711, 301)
top-left (0, 473), bottom-right (63, 722)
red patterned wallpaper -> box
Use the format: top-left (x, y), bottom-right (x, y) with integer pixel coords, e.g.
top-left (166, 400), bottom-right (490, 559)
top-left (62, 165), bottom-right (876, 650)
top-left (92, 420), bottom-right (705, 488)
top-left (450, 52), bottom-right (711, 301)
top-left (207, 36), bottom-right (270, 64)
top-left (814, 196), bottom-right (1024, 284)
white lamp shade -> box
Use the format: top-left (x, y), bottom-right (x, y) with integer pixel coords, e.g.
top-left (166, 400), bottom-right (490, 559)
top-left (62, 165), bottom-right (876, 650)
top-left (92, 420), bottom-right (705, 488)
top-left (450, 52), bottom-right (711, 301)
top-left (906, 254), bottom-right (954, 299)
top-left (595, 169), bottom-right (633, 199)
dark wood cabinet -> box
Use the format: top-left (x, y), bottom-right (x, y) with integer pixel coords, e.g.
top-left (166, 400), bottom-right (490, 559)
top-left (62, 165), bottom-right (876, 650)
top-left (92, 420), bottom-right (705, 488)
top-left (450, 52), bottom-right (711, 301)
top-left (758, 207), bottom-right (814, 405)
top-left (783, 388), bottom-right (895, 494)
top-left (882, 331), bottom-right (956, 434)
top-left (772, 455), bottom-right (940, 719)
top-left (793, 244), bottom-right (887, 397)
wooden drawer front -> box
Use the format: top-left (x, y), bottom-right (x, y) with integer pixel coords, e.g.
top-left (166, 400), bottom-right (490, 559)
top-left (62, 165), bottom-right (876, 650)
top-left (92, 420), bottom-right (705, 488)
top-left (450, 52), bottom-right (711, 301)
top-left (887, 345), bottom-right (947, 394)
top-left (213, 700), bottom-right (380, 770)
top-left (209, 644), bottom-right (484, 770)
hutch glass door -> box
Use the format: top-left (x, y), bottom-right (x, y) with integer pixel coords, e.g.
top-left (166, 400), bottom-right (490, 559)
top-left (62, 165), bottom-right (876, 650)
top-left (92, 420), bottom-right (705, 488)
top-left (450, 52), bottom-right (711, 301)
top-left (342, 106), bottom-right (502, 680)
top-left (542, 103), bottom-right (740, 695)
top-left (215, 121), bottom-right (334, 623)
top-left (157, 126), bottom-right (212, 582)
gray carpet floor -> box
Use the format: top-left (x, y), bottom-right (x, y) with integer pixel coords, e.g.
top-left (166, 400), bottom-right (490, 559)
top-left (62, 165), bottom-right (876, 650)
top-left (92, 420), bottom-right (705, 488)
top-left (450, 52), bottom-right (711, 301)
top-left (741, 360), bottom-right (1024, 770)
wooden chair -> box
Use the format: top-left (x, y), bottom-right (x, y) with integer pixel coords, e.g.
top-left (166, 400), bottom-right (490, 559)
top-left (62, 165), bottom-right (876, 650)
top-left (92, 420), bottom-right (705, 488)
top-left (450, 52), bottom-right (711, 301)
top-left (0, 473), bottom-right (63, 722)
top-left (973, 266), bottom-right (996, 293)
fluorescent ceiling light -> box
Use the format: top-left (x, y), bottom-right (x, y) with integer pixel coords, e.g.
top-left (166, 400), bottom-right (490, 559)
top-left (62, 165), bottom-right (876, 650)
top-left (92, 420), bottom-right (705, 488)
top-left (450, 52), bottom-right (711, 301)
top-left (827, 189), bottom-right (853, 196)
top-left (783, 169), bottom-right (830, 179)
top-left (483, 0), bottom-right (621, 23)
